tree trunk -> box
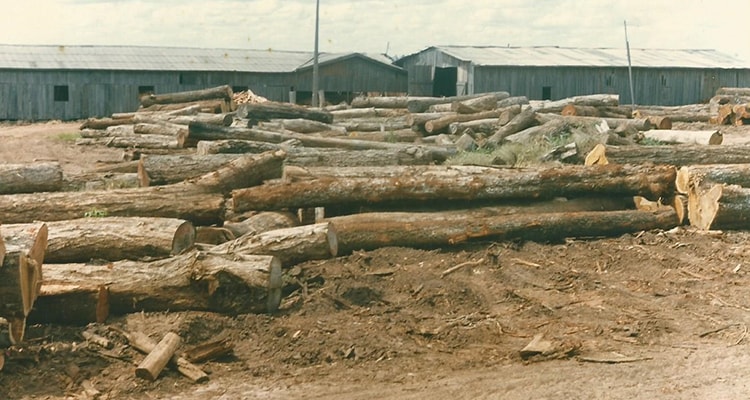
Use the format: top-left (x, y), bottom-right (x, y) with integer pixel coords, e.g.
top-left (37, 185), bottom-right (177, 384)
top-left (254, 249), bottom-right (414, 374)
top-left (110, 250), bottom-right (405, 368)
top-left (406, 112), bottom-right (456, 132)
top-left (1, 223), bottom-right (47, 344)
top-left (271, 118), bottom-right (346, 134)
top-left (503, 119), bottom-right (573, 145)
top-left (688, 184), bottom-right (750, 231)
top-left (231, 164), bottom-right (676, 212)
top-left (76, 134), bottom-right (183, 150)
top-left (327, 208), bottom-right (677, 254)
top-left (140, 85), bottom-right (233, 108)
top-left (0, 162), bottom-right (63, 194)
top-left (30, 251), bottom-right (283, 321)
top-left (209, 222), bottom-right (338, 267)
top-left (642, 129), bottom-right (722, 145)
top-left (80, 117), bottom-right (135, 130)
top-left (287, 147), bottom-right (435, 167)
top-left (345, 129), bottom-right (420, 143)
top-left (485, 108), bottom-right (539, 146)
top-left (716, 87), bottom-right (750, 97)
top-left (133, 122), bottom-right (188, 137)
top-left (497, 96), bottom-right (529, 108)
top-left (645, 116), bottom-right (672, 130)
top-left (425, 109), bottom-right (502, 134)
top-left (449, 118), bottom-right (499, 135)
top-left (594, 144), bottom-right (750, 167)
top-left (223, 211), bottom-right (299, 238)
top-left (180, 150), bottom-right (286, 195)
top-left (407, 92), bottom-right (510, 113)
top-left (140, 99), bottom-right (231, 114)
top-left (330, 107), bottom-right (407, 120)
top-left (451, 94), bottom-right (502, 113)
top-left (530, 94), bottom-right (619, 113)
top-left (196, 139), bottom-right (285, 155)
top-left (63, 172), bottom-right (140, 191)
top-left (137, 154), bottom-right (242, 186)
top-left (236, 101), bottom-right (333, 124)
top-left (536, 113), bottom-right (652, 131)
top-left (351, 96), bottom-right (429, 109)
top-left (333, 117), bottom-right (410, 132)
top-left (676, 164), bottom-right (750, 194)
top-left (4, 217), bottom-right (195, 264)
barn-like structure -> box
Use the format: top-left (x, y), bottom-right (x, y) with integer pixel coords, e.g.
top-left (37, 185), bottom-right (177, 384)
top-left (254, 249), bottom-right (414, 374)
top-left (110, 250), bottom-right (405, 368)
top-left (394, 45), bottom-right (750, 105)
top-left (0, 44), bottom-right (406, 121)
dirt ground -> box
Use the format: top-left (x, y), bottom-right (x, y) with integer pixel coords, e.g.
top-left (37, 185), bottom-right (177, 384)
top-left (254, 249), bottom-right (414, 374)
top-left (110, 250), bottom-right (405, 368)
top-left (3, 121), bottom-right (750, 399)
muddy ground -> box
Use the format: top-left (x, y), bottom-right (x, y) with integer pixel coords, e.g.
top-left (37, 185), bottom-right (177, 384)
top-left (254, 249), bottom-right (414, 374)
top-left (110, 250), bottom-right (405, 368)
top-left (2, 121), bottom-right (750, 399)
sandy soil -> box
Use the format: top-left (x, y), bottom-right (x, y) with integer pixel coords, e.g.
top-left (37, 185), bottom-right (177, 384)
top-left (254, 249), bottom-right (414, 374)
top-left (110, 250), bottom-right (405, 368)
top-left (2, 121), bottom-right (750, 399)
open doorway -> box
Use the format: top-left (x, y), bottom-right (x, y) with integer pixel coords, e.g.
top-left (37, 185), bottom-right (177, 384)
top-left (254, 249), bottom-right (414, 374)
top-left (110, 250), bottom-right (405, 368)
top-left (433, 67), bottom-right (457, 97)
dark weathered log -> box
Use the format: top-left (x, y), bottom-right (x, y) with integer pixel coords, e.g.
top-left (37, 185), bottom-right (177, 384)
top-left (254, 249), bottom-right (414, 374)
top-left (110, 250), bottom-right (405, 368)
top-left (407, 92), bottom-right (510, 113)
top-left (594, 144), bottom-right (750, 167)
top-left (63, 172), bottom-right (140, 191)
top-left (5, 217), bottom-right (195, 264)
top-left (223, 211), bottom-right (299, 238)
top-left (645, 116), bottom-right (672, 130)
top-left (425, 109), bottom-right (502, 134)
top-left (449, 118), bottom-right (499, 135)
top-left (345, 129), bottom-right (420, 143)
top-left (76, 134), bottom-right (182, 150)
top-left (1, 223), bottom-right (47, 344)
top-left (642, 129), bottom-right (722, 145)
top-left (196, 139), bottom-right (285, 155)
top-left (688, 184), bottom-right (750, 230)
top-left (209, 222), bottom-right (337, 267)
top-left (140, 85), bottom-right (233, 108)
top-left (232, 164), bottom-right (676, 212)
top-left (0, 162), bottom-right (63, 194)
top-left (80, 117), bottom-right (135, 130)
top-left (32, 251), bottom-right (283, 318)
top-left (236, 101), bottom-right (333, 124)
top-left (328, 208), bottom-right (677, 254)
top-left (485, 108), bottom-right (539, 147)
top-left (138, 154), bottom-right (242, 186)
top-left (183, 150), bottom-right (286, 195)
top-left (118, 329), bottom-right (208, 383)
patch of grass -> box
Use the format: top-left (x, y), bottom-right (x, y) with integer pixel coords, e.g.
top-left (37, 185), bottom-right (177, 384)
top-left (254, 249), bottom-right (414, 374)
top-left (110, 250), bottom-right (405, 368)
top-left (84, 208), bottom-right (108, 218)
top-left (639, 137), bottom-right (667, 146)
top-left (56, 131), bottom-right (81, 142)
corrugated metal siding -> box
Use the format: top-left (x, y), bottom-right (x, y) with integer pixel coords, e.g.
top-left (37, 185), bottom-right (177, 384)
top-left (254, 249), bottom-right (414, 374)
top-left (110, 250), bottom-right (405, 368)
top-left (294, 57), bottom-right (406, 93)
top-left (398, 48), bottom-right (472, 96)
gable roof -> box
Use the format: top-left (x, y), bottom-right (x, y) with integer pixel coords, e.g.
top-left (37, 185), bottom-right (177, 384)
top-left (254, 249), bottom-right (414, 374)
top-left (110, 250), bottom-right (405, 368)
top-left (296, 52), bottom-right (403, 72)
top-left (396, 45), bottom-right (750, 69)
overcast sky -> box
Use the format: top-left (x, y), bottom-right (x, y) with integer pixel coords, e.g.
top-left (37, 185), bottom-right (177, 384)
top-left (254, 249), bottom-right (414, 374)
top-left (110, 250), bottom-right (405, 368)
top-left (2, 0), bottom-right (749, 63)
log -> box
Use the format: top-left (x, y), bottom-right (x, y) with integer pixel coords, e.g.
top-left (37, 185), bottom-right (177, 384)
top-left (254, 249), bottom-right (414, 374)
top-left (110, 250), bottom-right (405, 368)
top-left (330, 107), bottom-right (407, 120)
top-left (33, 251), bottom-right (283, 317)
top-left (327, 208), bottom-right (677, 254)
top-left (503, 119), bottom-right (572, 145)
top-left (140, 99), bottom-right (230, 114)
top-left (529, 94), bottom-right (619, 113)
top-left (223, 211), bottom-right (299, 238)
top-left (351, 96), bottom-right (429, 109)
top-left (273, 118), bottom-right (346, 134)
top-left (137, 154), bottom-right (242, 186)
top-left (0, 162), bottom-right (63, 194)
top-left (4, 217), bottom-right (195, 264)
top-left (642, 129), bottom-right (722, 145)
top-left (195, 226), bottom-right (235, 245)
top-left (333, 117), bottom-right (410, 132)
top-left (140, 85), bottom-right (233, 108)
top-left (196, 139), bottom-right (285, 155)
top-left (676, 164), bottom-right (750, 194)
top-left (1, 223), bottom-right (47, 344)
top-left (485, 108), bottom-right (539, 146)
top-left (345, 129), bottom-right (420, 143)
top-left (119, 330), bottom-right (208, 383)
top-left (561, 105), bottom-right (603, 117)
top-left (133, 122), bottom-right (187, 137)
top-left (76, 134), bottom-right (182, 150)
top-left (135, 332), bottom-right (182, 381)
top-left (424, 109), bottom-right (502, 134)
top-left (209, 222), bottom-right (338, 267)
top-left (688, 184), bottom-right (750, 230)
top-left (594, 144), bottom-right (750, 167)
top-left (497, 96), bottom-right (529, 108)
top-left (287, 147), bottom-right (435, 167)
top-left (448, 118), bottom-right (499, 135)
top-left (716, 87), bottom-right (750, 97)
top-left (497, 104), bottom-right (523, 126)
top-left (536, 113), bottom-right (652, 131)
top-left (182, 150), bottom-right (286, 195)
top-left (451, 94), bottom-right (502, 113)
top-left (646, 116), bottom-right (672, 130)
top-left (232, 164), bottom-right (676, 212)
top-left (406, 112), bottom-right (456, 132)
top-left (63, 172), bottom-right (140, 191)
top-left (407, 92), bottom-right (510, 113)
top-left (167, 113), bottom-right (234, 126)
top-left (80, 117), bottom-right (135, 130)
top-left (236, 101), bottom-right (333, 124)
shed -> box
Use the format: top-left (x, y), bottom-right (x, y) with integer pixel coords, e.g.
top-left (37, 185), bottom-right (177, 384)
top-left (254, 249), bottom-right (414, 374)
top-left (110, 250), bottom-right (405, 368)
top-left (394, 46), bottom-right (750, 105)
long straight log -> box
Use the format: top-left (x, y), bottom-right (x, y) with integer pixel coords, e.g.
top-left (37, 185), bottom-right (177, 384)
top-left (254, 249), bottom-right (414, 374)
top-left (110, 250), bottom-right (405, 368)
top-left (328, 208), bottom-right (677, 254)
top-left (451, 94), bottom-right (503, 113)
top-left (676, 164), bottom-right (750, 194)
top-left (449, 118), bottom-right (499, 135)
top-left (232, 164), bottom-right (676, 212)
top-left (31, 251), bottom-right (282, 320)
top-left (351, 96), bottom-right (430, 109)
top-left (140, 85), bottom-right (233, 108)
top-left (196, 139), bottom-right (285, 155)
top-left (345, 129), bottom-right (420, 143)
top-left (485, 107), bottom-right (539, 147)
top-left (223, 211), bottom-right (299, 238)
top-left (80, 117), bottom-right (135, 130)
top-left (0, 162), bottom-right (63, 194)
top-left (330, 107), bottom-right (407, 120)
top-left (333, 117), bottom-right (410, 132)
top-left (407, 92), bottom-right (510, 113)
top-left (4, 217), bottom-right (195, 264)
top-left (595, 144), bottom-right (750, 167)
top-left (133, 122), bottom-right (187, 137)
top-left (529, 94), bottom-right (619, 113)
top-left (716, 87), bottom-right (750, 97)
top-left (137, 154), bottom-right (242, 186)
top-left (536, 113), bottom-right (651, 131)
top-left (76, 135), bottom-right (182, 150)
top-left (642, 129), bottom-right (722, 145)
top-left (140, 100), bottom-right (230, 114)
top-left (63, 172), bottom-right (140, 191)
top-left (236, 102), bottom-right (333, 124)
top-left (425, 109), bottom-right (502, 134)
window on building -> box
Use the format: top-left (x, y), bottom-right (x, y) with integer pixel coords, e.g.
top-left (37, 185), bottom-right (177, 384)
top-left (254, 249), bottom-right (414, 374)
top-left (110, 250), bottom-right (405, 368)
top-left (54, 85), bottom-right (69, 102)
top-left (232, 85), bottom-right (248, 93)
top-left (542, 86), bottom-right (552, 100)
top-left (138, 85), bottom-right (155, 95)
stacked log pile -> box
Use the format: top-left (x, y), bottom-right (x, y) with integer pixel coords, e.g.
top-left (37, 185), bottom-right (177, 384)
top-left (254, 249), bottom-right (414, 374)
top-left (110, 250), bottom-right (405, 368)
top-left (5, 84), bottom-right (750, 354)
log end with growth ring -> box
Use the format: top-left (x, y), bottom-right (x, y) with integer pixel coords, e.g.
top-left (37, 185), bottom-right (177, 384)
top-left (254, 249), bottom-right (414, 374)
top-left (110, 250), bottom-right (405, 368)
top-left (687, 184), bottom-right (722, 230)
top-left (266, 257), bottom-right (283, 313)
top-left (172, 221), bottom-right (197, 255)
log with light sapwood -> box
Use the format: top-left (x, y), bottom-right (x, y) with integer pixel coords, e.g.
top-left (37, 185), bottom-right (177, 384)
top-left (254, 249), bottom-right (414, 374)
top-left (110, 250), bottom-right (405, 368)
top-left (330, 107), bottom-right (408, 120)
top-left (80, 117), bottom-right (135, 130)
top-left (181, 150), bottom-right (286, 195)
top-left (140, 99), bottom-right (230, 114)
top-left (223, 211), bottom-right (299, 238)
top-left (675, 164), bottom-right (750, 195)
top-left (716, 87), bottom-right (750, 97)
top-left (333, 117), bottom-right (410, 132)
top-left (287, 146), bottom-right (435, 167)
top-left (119, 330), bottom-right (208, 383)
top-left (0, 223), bottom-right (47, 344)
top-left (0, 162), bottom-right (63, 194)
top-left (646, 115), bottom-right (672, 130)
top-left (687, 184), bottom-right (750, 230)
top-left (209, 222), bottom-right (337, 267)
top-left (236, 101), bottom-right (333, 124)
top-left (497, 96), bottom-right (529, 108)
top-left (590, 143), bottom-right (750, 167)
top-left (4, 217), bottom-right (195, 264)
top-left (484, 107), bottom-right (538, 147)
top-left (406, 112), bottom-right (456, 132)
top-left (133, 122), bottom-right (187, 137)
top-left (642, 129), bottom-right (722, 145)
top-left (167, 112), bottom-right (234, 126)
top-left (76, 134), bottom-right (182, 150)
top-left (232, 164), bottom-right (676, 212)
top-left (351, 95), bottom-right (430, 109)
top-left (451, 94), bottom-right (502, 113)
top-left (536, 113), bottom-right (652, 131)
top-left (407, 92), bottom-right (511, 113)
top-left (186, 122), bottom-right (456, 161)
top-left (632, 105), bottom-right (713, 123)
top-left (732, 104), bottom-right (750, 125)
top-left (138, 153), bottom-right (241, 186)
top-left (62, 172), bottom-right (140, 192)
top-left (346, 129), bottom-right (420, 143)
top-left (497, 104), bottom-right (523, 125)
top-left (34, 250), bottom-right (283, 317)
top-left (327, 208), bottom-right (677, 254)
top-left (139, 85), bottom-right (233, 108)
top-left (424, 109), bottom-right (503, 134)
top-left (135, 332), bottom-right (182, 381)
top-left (427, 103), bottom-right (454, 112)
top-left (274, 118), bottom-right (346, 134)
top-left (448, 118), bottom-right (499, 135)
top-left (529, 94), bottom-right (619, 113)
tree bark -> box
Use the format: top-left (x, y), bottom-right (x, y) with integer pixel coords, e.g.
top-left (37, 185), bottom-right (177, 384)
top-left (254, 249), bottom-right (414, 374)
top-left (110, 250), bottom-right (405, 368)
top-left (676, 164), bottom-right (750, 194)
top-left (529, 94), bottom-right (619, 113)
top-left (351, 96), bottom-right (429, 109)
top-left (4, 217), bottom-right (195, 264)
top-left (209, 222), bottom-right (338, 268)
top-left (137, 154), bottom-right (242, 186)
top-left (1, 223), bottom-right (47, 344)
top-left (140, 99), bottom-right (230, 114)
top-left (345, 129), bottom-right (420, 143)
top-left (536, 113), bottom-right (652, 131)
top-left (449, 118), bottom-right (499, 135)
top-left (196, 139), bottom-right (285, 155)
top-left (31, 251), bottom-right (283, 320)
top-left (270, 118), bottom-right (346, 134)
top-left (80, 117), bottom-right (135, 130)
top-left (134, 112), bottom-right (233, 127)
top-left (133, 122), bottom-right (187, 137)
top-left (236, 101), bottom-right (333, 124)
top-left (288, 147), bottom-right (435, 167)
top-left (333, 117), bottom-right (410, 132)
top-left (140, 85), bottom-right (233, 108)
top-left (0, 162), bottom-right (63, 194)
top-left (327, 208), bottom-right (677, 254)
top-left (407, 92), bottom-right (510, 113)
top-left (595, 144), bottom-right (750, 167)
top-left (223, 211), bottom-right (299, 238)
top-left (425, 109), bottom-right (502, 134)
top-left (485, 108), bottom-right (539, 146)
top-left (451, 94), bottom-right (502, 113)
top-left (330, 107), bottom-right (407, 120)
top-left (232, 164), bottom-right (676, 212)
top-left (76, 134), bottom-right (183, 150)
top-left (642, 129), bottom-right (722, 145)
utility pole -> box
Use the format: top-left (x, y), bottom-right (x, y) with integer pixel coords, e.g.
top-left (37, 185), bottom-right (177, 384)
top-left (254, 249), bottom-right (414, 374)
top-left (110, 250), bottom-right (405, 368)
top-left (624, 20), bottom-right (636, 107)
top-left (312, 0), bottom-right (320, 107)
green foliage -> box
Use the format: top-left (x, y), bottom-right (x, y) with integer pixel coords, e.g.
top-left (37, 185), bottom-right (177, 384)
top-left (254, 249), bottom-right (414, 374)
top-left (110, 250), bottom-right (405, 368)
top-left (55, 132), bottom-right (81, 142)
top-left (84, 208), bottom-right (108, 218)
top-left (639, 137), bottom-right (667, 146)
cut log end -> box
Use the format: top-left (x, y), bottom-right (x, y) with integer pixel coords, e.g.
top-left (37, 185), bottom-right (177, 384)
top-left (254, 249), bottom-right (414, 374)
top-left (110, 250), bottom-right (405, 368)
top-left (267, 257), bottom-right (283, 313)
top-left (8, 316), bottom-right (26, 345)
top-left (172, 221), bottom-right (197, 255)
top-left (584, 143), bottom-right (609, 166)
top-left (688, 184), bottom-right (723, 230)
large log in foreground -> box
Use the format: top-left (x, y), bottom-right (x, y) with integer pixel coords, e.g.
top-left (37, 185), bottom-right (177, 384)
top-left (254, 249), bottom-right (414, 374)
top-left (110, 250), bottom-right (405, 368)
top-left (676, 164), bottom-right (750, 194)
top-left (236, 101), bottom-right (333, 124)
top-left (688, 184), bottom-right (750, 231)
top-left (232, 164), bottom-right (676, 212)
top-left (0, 162), bottom-right (63, 194)
top-left (328, 208), bottom-right (678, 254)
top-left (30, 251), bottom-right (282, 323)
top-left (1, 223), bottom-right (47, 344)
top-left (140, 85), bottom-right (233, 108)
top-left (5, 217), bottom-right (195, 264)
top-left (138, 154), bottom-right (241, 186)
top-left (594, 144), bottom-right (750, 167)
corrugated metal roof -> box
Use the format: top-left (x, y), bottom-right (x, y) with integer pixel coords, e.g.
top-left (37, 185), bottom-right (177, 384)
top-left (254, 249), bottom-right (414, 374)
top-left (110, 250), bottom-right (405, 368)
top-left (400, 46), bottom-right (750, 69)
top-left (0, 44), bottom-right (317, 72)
top-left (296, 52), bottom-right (402, 71)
